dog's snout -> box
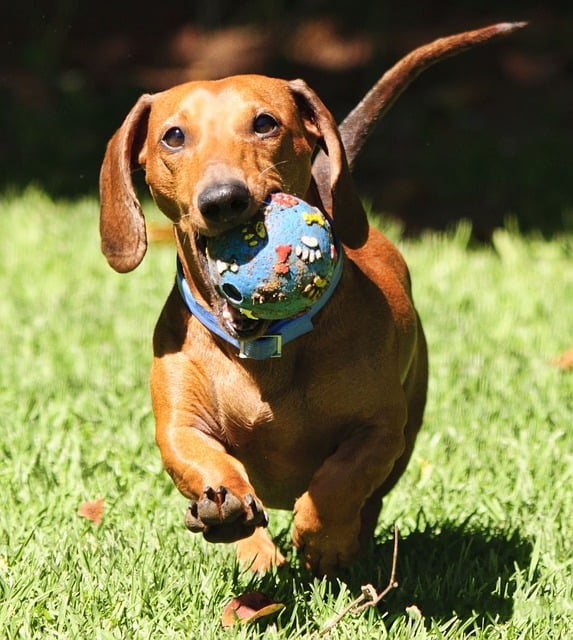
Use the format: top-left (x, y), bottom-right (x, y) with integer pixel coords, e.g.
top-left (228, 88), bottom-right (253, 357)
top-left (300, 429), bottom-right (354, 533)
top-left (198, 181), bottom-right (251, 222)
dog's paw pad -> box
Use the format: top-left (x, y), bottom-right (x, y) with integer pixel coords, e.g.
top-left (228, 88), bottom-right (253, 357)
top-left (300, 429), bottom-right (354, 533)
top-left (184, 486), bottom-right (268, 542)
top-left (196, 486), bottom-right (242, 524)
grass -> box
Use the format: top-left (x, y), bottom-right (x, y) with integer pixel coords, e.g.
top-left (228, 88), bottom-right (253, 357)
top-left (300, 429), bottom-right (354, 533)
top-left (0, 187), bottom-right (572, 638)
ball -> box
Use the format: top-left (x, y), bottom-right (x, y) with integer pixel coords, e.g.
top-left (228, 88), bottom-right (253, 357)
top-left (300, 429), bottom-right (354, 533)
top-left (206, 193), bottom-right (339, 320)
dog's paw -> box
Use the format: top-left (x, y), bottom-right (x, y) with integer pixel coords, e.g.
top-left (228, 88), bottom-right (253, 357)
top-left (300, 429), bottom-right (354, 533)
top-left (293, 526), bottom-right (361, 576)
top-left (293, 493), bottom-right (361, 576)
top-left (236, 527), bottom-right (288, 574)
top-left (185, 486), bottom-right (268, 542)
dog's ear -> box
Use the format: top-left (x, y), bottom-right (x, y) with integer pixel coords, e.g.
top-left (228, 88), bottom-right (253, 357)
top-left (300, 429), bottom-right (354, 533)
top-left (99, 94), bottom-right (154, 272)
top-left (288, 79), bottom-right (368, 249)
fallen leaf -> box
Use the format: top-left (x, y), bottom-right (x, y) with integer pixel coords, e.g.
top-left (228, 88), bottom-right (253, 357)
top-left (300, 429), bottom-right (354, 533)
top-left (221, 592), bottom-right (285, 628)
top-left (147, 223), bottom-right (174, 245)
top-left (78, 498), bottom-right (105, 526)
top-left (550, 348), bottom-right (573, 371)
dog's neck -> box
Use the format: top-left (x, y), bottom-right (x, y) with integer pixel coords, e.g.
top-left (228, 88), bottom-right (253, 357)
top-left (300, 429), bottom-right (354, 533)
top-left (176, 251), bottom-right (344, 360)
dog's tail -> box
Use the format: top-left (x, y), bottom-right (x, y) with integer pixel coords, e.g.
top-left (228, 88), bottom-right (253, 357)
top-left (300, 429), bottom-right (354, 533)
top-left (312, 21), bottom-right (527, 189)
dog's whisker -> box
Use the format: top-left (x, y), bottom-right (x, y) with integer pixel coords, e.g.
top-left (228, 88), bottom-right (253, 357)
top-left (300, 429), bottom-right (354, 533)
top-left (258, 161), bottom-right (289, 181)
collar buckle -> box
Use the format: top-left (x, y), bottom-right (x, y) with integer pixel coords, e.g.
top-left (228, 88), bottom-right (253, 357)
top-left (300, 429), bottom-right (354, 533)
top-left (239, 334), bottom-right (283, 359)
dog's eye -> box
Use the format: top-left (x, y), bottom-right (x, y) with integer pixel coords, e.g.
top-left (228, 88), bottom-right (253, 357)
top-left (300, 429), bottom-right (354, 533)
top-left (253, 114), bottom-right (279, 136)
top-left (162, 127), bottom-right (185, 149)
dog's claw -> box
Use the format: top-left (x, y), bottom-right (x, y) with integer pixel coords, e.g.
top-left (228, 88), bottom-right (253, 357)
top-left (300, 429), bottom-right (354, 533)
top-left (244, 493), bottom-right (269, 527)
top-left (184, 486), bottom-right (268, 542)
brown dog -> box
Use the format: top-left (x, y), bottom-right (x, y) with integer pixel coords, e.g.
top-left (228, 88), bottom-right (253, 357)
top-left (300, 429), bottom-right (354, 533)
top-left (99, 23), bottom-right (524, 575)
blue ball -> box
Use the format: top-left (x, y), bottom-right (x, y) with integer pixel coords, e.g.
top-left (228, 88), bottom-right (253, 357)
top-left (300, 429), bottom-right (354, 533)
top-left (206, 193), bottom-right (339, 320)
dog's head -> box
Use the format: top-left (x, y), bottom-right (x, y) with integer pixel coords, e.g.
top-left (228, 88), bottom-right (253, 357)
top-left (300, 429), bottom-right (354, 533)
top-left (99, 74), bottom-right (368, 338)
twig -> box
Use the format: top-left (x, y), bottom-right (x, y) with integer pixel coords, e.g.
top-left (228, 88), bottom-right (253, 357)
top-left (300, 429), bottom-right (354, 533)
top-left (319, 525), bottom-right (400, 636)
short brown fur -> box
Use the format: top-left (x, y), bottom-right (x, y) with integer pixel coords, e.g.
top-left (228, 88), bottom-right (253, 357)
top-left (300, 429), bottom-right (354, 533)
top-left (99, 23), bottom-right (524, 575)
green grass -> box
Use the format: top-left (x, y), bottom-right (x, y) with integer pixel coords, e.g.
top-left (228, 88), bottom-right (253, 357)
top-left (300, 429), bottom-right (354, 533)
top-left (1, 188), bottom-right (572, 639)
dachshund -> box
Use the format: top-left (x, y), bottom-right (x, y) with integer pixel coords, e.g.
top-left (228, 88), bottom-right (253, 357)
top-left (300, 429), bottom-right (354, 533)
top-left (99, 23), bottom-right (524, 575)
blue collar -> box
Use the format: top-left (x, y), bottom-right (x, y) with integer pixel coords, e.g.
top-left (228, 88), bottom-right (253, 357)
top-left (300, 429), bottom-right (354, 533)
top-left (176, 253), bottom-right (343, 360)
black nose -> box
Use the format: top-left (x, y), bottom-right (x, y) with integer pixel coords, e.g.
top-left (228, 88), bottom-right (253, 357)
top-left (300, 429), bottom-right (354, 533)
top-left (198, 181), bottom-right (251, 222)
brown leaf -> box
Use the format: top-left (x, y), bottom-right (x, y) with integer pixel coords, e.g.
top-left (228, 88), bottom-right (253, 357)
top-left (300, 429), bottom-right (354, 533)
top-left (221, 592), bottom-right (285, 628)
top-left (551, 348), bottom-right (573, 371)
top-left (78, 498), bottom-right (105, 526)
top-left (147, 223), bottom-right (174, 245)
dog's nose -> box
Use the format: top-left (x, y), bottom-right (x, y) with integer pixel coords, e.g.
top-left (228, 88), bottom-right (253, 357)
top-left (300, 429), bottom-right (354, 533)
top-left (198, 181), bottom-right (251, 222)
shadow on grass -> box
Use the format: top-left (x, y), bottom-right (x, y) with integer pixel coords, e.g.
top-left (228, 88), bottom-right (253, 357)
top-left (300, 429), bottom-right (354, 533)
top-left (349, 518), bottom-right (533, 627)
top-left (232, 517), bottom-right (532, 634)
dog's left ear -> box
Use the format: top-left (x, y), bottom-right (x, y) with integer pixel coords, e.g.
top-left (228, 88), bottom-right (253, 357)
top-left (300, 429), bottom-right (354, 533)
top-left (288, 79), bottom-right (368, 249)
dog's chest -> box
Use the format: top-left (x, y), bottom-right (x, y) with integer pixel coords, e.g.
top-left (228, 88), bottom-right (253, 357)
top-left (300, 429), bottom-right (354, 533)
top-left (215, 353), bottom-right (376, 437)
top-left (210, 351), bottom-right (386, 506)
top-left (214, 372), bottom-right (333, 504)
top-left (214, 363), bottom-right (315, 443)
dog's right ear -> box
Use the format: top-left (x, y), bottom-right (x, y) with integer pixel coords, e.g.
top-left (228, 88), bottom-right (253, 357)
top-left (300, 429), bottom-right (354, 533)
top-left (99, 94), bottom-right (154, 273)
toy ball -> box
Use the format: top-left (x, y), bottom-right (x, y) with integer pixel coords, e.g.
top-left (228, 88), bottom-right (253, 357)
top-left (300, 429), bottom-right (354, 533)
top-left (206, 193), bottom-right (339, 320)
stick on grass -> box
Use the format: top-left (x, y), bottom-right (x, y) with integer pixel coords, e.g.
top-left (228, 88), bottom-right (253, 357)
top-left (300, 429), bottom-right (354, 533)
top-left (320, 524), bottom-right (400, 635)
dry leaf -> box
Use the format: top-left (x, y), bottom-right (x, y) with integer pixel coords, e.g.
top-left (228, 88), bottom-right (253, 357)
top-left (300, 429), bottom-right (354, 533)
top-left (221, 592), bottom-right (285, 629)
top-left (78, 498), bottom-right (105, 526)
top-left (147, 223), bottom-right (174, 245)
top-left (551, 348), bottom-right (573, 371)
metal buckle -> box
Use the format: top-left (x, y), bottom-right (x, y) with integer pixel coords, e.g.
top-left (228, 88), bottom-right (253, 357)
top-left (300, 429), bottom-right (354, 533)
top-left (239, 334), bottom-right (283, 359)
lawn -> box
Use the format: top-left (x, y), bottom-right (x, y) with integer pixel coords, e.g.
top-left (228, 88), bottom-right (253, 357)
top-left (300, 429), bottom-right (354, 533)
top-left (0, 188), bottom-right (571, 638)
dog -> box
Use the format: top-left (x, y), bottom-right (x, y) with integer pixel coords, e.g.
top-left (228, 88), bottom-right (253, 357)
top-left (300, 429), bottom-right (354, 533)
top-left (99, 23), bottom-right (524, 575)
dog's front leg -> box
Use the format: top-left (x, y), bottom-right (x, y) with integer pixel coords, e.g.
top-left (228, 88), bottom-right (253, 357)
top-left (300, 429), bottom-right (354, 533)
top-left (293, 405), bottom-right (407, 576)
top-left (152, 351), bottom-right (285, 571)
top-left (157, 413), bottom-right (268, 541)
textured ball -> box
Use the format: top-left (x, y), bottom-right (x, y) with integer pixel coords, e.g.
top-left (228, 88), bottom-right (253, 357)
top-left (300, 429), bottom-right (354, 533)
top-left (206, 193), bottom-right (339, 320)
